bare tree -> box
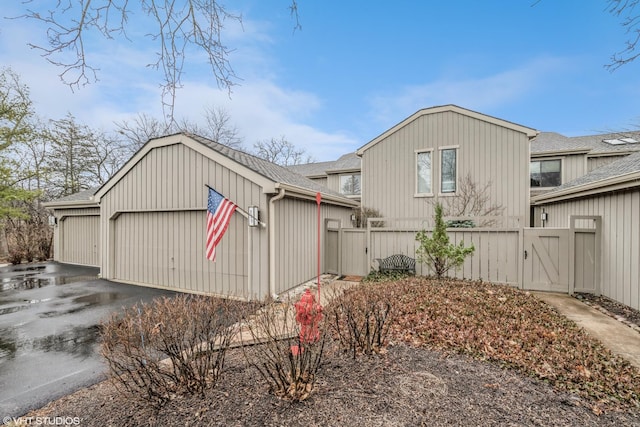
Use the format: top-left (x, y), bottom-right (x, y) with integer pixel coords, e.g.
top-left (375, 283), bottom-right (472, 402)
top-left (15, 1), bottom-right (302, 124)
top-left (201, 106), bottom-right (242, 148)
top-left (85, 134), bottom-right (129, 185)
top-left (115, 113), bottom-right (171, 154)
top-left (45, 113), bottom-right (126, 197)
top-left (439, 173), bottom-right (505, 227)
top-left (115, 106), bottom-right (243, 156)
top-left (253, 136), bottom-right (312, 166)
top-left (607, 0), bottom-right (640, 70)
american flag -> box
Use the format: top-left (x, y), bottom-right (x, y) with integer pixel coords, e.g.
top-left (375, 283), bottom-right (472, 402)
top-left (206, 187), bottom-right (237, 262)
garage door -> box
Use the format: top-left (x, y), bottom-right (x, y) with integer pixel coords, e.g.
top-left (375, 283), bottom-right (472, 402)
top-left (59, 215), bottom-right (100, 266)
top-left (112, 211), bottom-right (248, 298)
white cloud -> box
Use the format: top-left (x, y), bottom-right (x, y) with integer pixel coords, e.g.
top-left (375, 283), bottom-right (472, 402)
top-left (0, 5), bottom-right (358, 162)
top-left (174, 79), bottom-right (359, 161)
top-left (367, 56), bottom-right (573, 130)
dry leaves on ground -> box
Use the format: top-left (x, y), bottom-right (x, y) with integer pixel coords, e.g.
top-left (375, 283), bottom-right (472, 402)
top-left (388, 277), bottom-right (640, 410)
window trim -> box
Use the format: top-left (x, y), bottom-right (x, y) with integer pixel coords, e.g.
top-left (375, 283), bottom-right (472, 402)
top-left (438, 145), bottom-right (459, 196)
top-left (338, 172), bottom-right (361, 197)
top-left (415, 149), bottom-right (434, 197)
top-left (530, 157), bottom-right (563, 189)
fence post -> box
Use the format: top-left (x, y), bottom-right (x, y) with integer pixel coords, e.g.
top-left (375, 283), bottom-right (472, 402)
top-left (366, 218), bottom-right (372, 273)
top-left (569, 216), bottom-right (576, 296)
top-left (518, 226), bottom-right (524, 289)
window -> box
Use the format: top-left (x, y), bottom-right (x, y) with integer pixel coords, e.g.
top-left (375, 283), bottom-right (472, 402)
top-left (416, 151), bottom-right (432, 194)
top-left (440, 148), bottom-right (457, 193)
top-left (339, 173), bottom-right (361, 196)
top-left (530, 159), bottom-right (561, 188)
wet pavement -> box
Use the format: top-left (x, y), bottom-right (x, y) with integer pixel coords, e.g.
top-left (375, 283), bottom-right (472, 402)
top-left (0, 262), bottom-right (176, 418)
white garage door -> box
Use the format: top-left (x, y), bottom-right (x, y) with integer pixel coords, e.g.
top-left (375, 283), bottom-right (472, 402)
top-left (112, 211), bottom-right (248, 298)
top-left (59, 215), bottom-right (100, 266)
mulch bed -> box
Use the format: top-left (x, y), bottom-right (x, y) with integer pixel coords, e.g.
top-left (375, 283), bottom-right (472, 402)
top-left (19, 279), bottom-right (640, 426)
top-left (23, 343), bottom-right (639, 426)
top-left (577, 293), bottom-right (640, 331)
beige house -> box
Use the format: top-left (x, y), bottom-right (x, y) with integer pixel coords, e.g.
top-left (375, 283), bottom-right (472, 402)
top-left (44, 188), bottom-right (100, 267)
top-left (44, 106), bottom-right (640, 312)
top-left (356, 105), bottom-right (537, 225)
top-left (531, 151), bottom-right (640, 311)
top-left (289, 153), bottom-right (361, 202)
top-left (529, 131), bottom-right (640, 201)
top-left (45, 133), bottom-right (357, 300)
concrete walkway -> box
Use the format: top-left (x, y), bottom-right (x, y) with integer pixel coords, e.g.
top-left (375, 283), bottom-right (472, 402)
top-left (229, 276), bottom-right (360, 347)
top-left (534, 292), bottom-right (640, 369)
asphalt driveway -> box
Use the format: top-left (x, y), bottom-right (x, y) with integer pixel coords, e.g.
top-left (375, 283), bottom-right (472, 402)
top-left (0, 262), bottom-right (176, 418)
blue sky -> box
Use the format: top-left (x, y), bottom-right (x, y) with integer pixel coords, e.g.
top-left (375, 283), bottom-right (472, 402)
top-left (2, 1), bottom-right (640, 161)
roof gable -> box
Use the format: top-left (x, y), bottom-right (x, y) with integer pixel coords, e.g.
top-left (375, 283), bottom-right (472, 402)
top-left (93, 133), bottom-right (354, 205)
top-left (356, 104), bottom-right (538, 155)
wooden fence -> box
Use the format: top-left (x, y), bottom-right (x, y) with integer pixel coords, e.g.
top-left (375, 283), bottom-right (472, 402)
top-left (326, 217), bottom-right (522, 286)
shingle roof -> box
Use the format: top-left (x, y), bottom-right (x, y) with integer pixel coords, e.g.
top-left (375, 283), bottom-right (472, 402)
top-left (531, 131), bottom-right (640, 155)
top-left (287, 152), bottom-right (361, 178)
top-left (326, 153), bottom-right (361, 173)
top-left (547, 150), bottom-right (640, 193)
top-left (287, 160), bottom-right (335, 177)
top-left (188, 133), bottom-right (347, 198)
top-left (50, 187), bottom-right (99, 203)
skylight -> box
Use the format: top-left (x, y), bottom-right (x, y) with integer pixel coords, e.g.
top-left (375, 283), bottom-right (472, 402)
top-left (603, 137), bottom-right (639, 145)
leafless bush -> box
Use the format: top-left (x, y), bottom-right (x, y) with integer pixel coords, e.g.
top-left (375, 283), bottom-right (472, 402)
top-left (440, 172), bottom-right (505, 227)
top-left (353, 206), bottom-right (385, 228)
top-left (101, 295), bottom-right (253, 407)
top-left (4, 204), bottom-right (52, 264)
top-left (241, 294), bottom-right (325, 401)
top-left (326, 284), bottom-right (395, 358)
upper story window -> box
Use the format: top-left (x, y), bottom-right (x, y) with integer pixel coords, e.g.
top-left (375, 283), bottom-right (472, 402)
top-left (440, 148), bottom-right (457, 194)
top-left (416, 150), bottom-right (432, 195)
top-left (530, 159), bottom-right (561, 188)
top-left (340, 173), bottom-right (361, 196)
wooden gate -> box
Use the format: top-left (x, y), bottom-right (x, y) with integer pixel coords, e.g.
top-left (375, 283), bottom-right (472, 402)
top-left (325, 219), bottom-right (340, 275)
top-left (522, 215), bottom-right (600, 294)
top-left (570, 216), bottom-right (601, 295)
top-left (324, 219), bottom-right (368, 277)
top-left (523, 228), bottom-right (570, 292)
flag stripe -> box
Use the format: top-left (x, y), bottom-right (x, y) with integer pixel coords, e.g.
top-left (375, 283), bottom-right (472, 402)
top-left (206, 187), bottom-right (237, 262)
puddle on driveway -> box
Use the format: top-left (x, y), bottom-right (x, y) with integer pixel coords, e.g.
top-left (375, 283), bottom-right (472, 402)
top-left (0, 262), bottom-right (99, 294)
top-left (0, 332), bottom-right (17, 359)
top-left (31, 325), bottom-right (100, 357)
top-left (0, 325), bottom-right (100, 361)
top-left (39, 292), bottom-right (121, 318)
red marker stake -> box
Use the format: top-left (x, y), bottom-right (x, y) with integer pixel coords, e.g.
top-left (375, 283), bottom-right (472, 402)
top-left (316, 192), bottom-right (322, 301)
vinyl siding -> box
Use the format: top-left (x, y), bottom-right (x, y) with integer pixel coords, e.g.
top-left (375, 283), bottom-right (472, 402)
top-left (100, 142), bottom-right (269, 300)
top-left (273, 197), bottom-right (353, 294)
top-left (361, 110), bottom-right (529, 225)
top-left (533, 189), bottom-right (640, 311)
top-left (53, 208), bottom-right (100, 266)
top-left (588, 155), bottom-right (628, 172)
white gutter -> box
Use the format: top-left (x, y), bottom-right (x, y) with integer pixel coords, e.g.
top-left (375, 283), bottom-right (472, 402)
top-left (268, 188), bottom-right (286, 297)
top-left (41, 199), bottom-right (99, 209)
top-left (274, 183), bottom-right (359, 208)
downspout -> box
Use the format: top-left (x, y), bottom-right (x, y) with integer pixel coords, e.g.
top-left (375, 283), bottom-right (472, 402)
top-left (269, 188), bottom-right (286, 298)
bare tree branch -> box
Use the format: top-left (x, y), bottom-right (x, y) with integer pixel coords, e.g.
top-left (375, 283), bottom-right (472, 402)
top-left (253, 136), bottom-right (312, 166)
top-left (17, 0), bottom-right (242, 124)
top-left (607, 0), bottom-right (640, 70)
top-left (439, 173), bottom-right (505, 227)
